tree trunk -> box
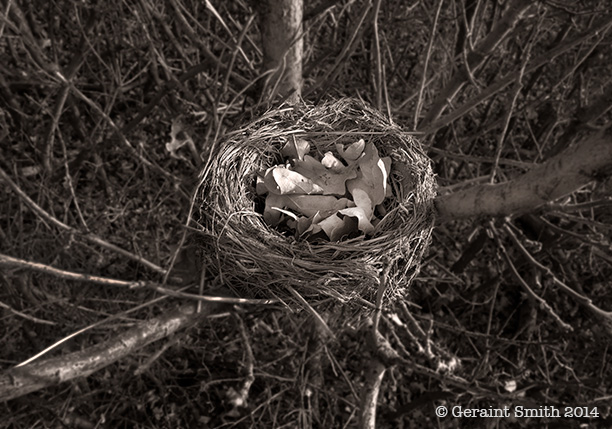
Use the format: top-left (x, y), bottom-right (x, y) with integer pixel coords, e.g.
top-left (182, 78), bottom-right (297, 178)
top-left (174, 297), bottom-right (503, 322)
top-left (435, 133), bottom-right (612, 221)
top-left (259, 0), bottom-right (303, 102)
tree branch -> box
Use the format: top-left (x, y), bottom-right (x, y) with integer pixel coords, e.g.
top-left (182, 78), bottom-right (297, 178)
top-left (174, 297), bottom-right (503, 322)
top-left (0, 302), bottom-right (228, 402)
top-left (435, 132), bottom-right (612, 221)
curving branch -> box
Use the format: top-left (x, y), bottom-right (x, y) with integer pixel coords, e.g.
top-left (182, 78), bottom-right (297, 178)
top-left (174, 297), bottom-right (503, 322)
top-left (0, 302), bottom-right (228, 402)
top-left (435, 132), bottom-right (612, 221)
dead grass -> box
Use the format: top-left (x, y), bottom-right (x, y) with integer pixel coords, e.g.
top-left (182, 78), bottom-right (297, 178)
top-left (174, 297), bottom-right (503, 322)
top-left (194, 98), bottom-right (435, 311)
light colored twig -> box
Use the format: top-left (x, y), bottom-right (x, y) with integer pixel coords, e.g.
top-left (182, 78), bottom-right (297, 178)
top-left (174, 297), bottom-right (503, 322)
top-left (540, 198), bottom-right (612, 213)
top-left (285, 285), bottom-right (334, 339)
top-left (0, 0), bottom-right (13, 38)
top-left (372, 0), bottom-right (383, 111)
top-left (359, 359), bottom-right (386, 429)
top-left (223, 15), bottom-right (255, 96)
top-left (15, 291), bottom-right (179, 368)
top-left (228, 313), bottom-right (255, 408)
top-left (0, 253), bottom-right (277, 306)
top-left (0, 299), bottom-right (56, 326)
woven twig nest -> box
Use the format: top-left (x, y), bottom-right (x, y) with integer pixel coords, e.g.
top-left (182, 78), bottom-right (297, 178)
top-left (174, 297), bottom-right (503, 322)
top-left (193, 98), bottom-right (436, 309)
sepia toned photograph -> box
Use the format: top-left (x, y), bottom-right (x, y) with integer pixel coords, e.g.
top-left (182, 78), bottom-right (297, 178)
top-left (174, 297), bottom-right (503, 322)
top-left (1, 1), bottom-right (611, 427)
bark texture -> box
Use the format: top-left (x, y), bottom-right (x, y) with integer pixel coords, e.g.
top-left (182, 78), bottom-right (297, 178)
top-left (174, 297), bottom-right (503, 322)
top-left (259, 0), bottom-right (303, 101)
top-left (0, 302), bottom-right (227, 402)
top-left (359, 360), bottom-right (386, 429)
top-left (435, 133), bottom-right (612, 221)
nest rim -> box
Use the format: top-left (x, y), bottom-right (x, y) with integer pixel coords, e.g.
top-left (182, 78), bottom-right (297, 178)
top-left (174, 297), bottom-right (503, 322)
top-left (193, 98), bottom-right (436, 310)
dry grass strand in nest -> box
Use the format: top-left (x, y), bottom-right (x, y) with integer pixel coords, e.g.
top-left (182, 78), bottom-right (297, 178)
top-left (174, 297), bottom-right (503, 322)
top-left (193, 98), bottom-right (436, 310)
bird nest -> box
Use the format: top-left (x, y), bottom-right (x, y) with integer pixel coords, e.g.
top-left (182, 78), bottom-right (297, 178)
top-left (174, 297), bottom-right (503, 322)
top-left (192, 98), bottom-right (436, 310)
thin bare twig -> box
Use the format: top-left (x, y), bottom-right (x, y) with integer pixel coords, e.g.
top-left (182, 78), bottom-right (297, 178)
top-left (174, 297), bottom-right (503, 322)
top-left (0, 299), bottom-right (56, 326)
top-left (371, 0), bottom-right (383, 110)
top-left (422, 0), bottom-right (534, 125)
top-left (489, 222), bottom-right (573, 331)
top-left (428, 147), bottom-right (534, 170)
top-left (285, 285), bottom-right (334, 339)
top-left (133, 334), bottom-right (184, 376)
top-left (228, 313), bottom-right (256, 408)
top-left (223, 15), bottom-right (255, 96)
top-left (490, 14), bottom-right (539, 183)
top-left (0, 253), bottom-right (277, 306)
top-left (414, 0), bottom-right (444, 129)
top-left (58, 131), bottom-right (88, 228)
top-left (0, 166), bottom-right (167, 275)
top-left (540, 198), bottom-right (612, 213)
top-left (503, 223), bottom-right (612, 321)
top-left (143, 283), bottom-right (278, 306)
top-left (54, 71), bottom-right (181, 185)
top-left (422, 16), bottom-right (612, 133)
top-left (382, 64), bottom-right (392, 120)
top-left (306, 1), bottom-right (372, 98)
top-left (16, 291), bottom-right (180, 368)
top-left (42, 8), bottom-right (96, 173)
top-left (0, 0), bottom-right (12, 38)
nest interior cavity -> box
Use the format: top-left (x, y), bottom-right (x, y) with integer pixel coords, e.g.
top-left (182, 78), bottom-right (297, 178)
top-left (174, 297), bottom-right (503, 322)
top-left (193, 98), bottom-right (436, 309)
